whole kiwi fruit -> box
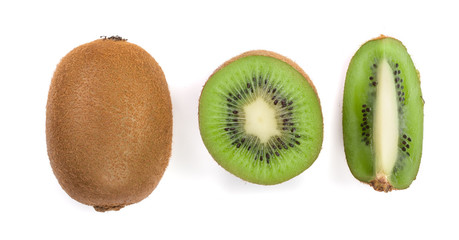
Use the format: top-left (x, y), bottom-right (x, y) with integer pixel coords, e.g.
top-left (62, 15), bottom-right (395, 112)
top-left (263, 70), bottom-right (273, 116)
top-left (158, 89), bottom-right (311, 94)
top-left (343, 35), bottom-right (423, 192)
top-left (46, 36), bottom-right (172, 211)
top-left (199, 50), bottom-right (323, 185)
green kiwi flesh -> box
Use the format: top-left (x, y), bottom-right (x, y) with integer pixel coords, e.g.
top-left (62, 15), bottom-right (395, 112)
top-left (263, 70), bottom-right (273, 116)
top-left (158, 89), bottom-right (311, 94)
top-left (343, 36), bottom-right (423, 192)
top-left (199, 50), bottom-right (323, 185)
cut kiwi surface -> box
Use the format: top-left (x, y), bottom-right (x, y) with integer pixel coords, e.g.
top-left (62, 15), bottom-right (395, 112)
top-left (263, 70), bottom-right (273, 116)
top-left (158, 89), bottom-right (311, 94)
top-left (199, 50), bottom-right (323, 185)
top-left (343, 36), bottom-right (423, 192)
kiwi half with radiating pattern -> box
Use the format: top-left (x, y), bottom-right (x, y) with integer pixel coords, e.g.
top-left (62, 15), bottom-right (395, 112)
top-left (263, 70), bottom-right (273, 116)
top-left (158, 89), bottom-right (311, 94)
top-left (343, 36), bottom-right (423, 192)
top-left (199, 50), bottom-right (323, 185)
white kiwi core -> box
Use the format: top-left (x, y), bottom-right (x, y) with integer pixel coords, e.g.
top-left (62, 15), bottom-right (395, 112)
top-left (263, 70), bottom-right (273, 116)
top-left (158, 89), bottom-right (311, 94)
top-left (243, 97), bottom-right (280, 143)
top-left (373, 59), bottom-right (399, 175)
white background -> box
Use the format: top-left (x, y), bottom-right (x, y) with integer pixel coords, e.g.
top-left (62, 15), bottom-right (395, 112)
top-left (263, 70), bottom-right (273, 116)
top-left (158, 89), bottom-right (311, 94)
top-left (1, 0), bottom-right (458, 239)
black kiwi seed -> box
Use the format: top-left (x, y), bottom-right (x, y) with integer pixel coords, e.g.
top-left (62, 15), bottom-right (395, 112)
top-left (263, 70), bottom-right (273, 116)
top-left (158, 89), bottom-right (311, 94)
top-left (281, 100), bottom-right (287, 107)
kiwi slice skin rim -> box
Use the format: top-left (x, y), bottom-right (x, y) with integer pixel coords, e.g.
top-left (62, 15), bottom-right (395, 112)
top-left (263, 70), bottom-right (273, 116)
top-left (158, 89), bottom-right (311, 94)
top-left (199, 50), bottom-right (323, 185)
top-left (343, 35), bottom-right (424, 192)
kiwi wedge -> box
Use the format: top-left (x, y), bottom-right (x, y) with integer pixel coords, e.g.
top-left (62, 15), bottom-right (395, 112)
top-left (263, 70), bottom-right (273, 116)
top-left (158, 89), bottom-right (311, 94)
top-left (199, 50), bottom-right (323, 185)
top-left (46, 37), bottom-right (172, 211)
top-left (343, 36), bottom-right (423, 192)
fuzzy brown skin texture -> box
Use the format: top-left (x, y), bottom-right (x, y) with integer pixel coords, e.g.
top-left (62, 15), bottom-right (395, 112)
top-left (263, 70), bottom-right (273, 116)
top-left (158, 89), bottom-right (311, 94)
top-left (46, 38), bottom-right (172, 211)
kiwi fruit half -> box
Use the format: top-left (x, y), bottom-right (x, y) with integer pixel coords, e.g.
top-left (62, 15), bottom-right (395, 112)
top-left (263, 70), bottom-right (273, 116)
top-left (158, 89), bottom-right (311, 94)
top-left (343, 36), bottom-right (423, 192)
top-left (199, 50), bottom-right (323, 185)
top-left (46, 36), bottom-right (172, 211)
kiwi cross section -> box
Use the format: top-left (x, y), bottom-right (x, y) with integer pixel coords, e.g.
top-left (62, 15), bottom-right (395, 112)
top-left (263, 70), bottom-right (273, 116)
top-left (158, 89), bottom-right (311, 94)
top-left (224, 74), bottom-right (303, 163)
top-left (343, 36), bottom-right (423, 192)
top-left (199, 51), bottom-right (323, 185)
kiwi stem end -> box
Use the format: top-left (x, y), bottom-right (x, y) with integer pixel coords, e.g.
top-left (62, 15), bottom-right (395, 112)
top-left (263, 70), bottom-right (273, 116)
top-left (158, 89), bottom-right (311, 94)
top-left (369, 174), bottom-right (394, 192)
top-left (100, 35), bottom-right (127, 41)
top-left (93, 205), bottom-right (125, 212)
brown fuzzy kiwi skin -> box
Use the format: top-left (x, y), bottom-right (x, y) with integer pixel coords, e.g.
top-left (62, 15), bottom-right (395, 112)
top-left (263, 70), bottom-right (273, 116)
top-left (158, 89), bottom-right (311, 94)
top-left (46, 38), bottom-right (172, 211)
top-left (199, 50), bottom-right (322, 125)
